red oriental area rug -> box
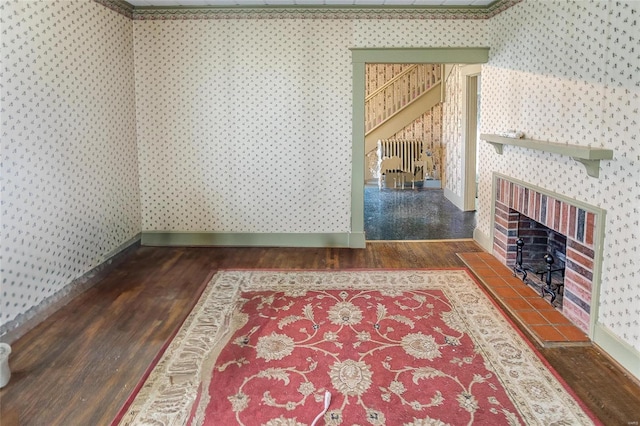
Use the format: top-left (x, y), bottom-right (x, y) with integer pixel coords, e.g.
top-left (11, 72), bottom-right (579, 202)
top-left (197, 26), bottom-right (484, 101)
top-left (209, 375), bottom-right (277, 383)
top-left (115, 270), bottom-right (598, 426)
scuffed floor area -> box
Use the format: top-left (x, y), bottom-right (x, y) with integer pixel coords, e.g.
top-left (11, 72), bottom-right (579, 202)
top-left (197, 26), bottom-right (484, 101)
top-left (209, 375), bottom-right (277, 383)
top-left (364, 185), bottom-right (476, 240)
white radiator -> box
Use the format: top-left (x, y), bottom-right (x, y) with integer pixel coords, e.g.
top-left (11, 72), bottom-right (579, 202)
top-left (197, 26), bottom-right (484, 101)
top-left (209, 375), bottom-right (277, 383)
top-left (377, 139), bottom-right (424, 174)
top-left (377, 139), bottom-right (429, 188)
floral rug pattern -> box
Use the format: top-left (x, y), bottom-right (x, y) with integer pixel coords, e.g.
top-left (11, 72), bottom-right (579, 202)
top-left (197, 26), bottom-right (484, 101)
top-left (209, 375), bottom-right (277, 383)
top-left (117, 270), bottom-right (595, 426)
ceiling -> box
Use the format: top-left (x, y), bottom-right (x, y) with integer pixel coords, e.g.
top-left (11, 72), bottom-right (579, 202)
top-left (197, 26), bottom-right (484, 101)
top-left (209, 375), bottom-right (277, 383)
top-left (126, 0), bottom-right (495, 7)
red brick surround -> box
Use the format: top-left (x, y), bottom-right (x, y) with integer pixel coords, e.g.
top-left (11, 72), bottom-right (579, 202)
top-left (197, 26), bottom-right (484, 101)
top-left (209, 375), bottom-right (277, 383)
top-left (493, 177), bottom-right (598, 333)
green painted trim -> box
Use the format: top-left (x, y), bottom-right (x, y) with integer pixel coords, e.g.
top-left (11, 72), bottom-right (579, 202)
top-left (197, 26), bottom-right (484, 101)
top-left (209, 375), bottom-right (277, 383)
top-left (121, 0), bottom-right (518, 11)
top-left (136, 4), bottom-right (489, 11)
top-left (351, 48), bottom-right (490, 65)
top-left (491, 173), bottom-right (607, 338)
top-left (351, 60), bottom-right (367, 244)
top-left (349, 232), bottom-right (367, 249)
top-left (94, 0), bottom-right (134, 18)
top-left (351, 48), bottom-right (490, 248)
top-left (131, 0), bottom-right (522, 20)
top-left (141, 232), bottom-right (355, 248)
top-left (365, 82), bottom-right (442, 145)
top-left (489, 173), bottom-right (498, 254)
top-left (589, 196), bottom-right (608, 338)
top-left (593, 323), bottom-right (640, 381)
top-left (481, 134), bottom-right (614, 178)
top-left (105, 0), bottom-right (522, 20)
top-left (484, 0), bottom-right (522, 18)
top-left (133, 8), bottom-right (485, 20)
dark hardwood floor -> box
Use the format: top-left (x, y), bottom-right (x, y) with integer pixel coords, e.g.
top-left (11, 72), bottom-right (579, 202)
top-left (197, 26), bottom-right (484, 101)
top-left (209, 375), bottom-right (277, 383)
top-left (1, 243), bottom-right (639, 425)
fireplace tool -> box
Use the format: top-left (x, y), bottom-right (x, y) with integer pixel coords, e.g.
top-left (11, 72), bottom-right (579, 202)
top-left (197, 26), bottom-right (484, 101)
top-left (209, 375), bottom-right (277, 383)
top-left (513, 238), bottom-right (564, 304)
top-left (540, 253), bottom-right (562, 303)
top-left (512, 238), bottom-right (530, 281)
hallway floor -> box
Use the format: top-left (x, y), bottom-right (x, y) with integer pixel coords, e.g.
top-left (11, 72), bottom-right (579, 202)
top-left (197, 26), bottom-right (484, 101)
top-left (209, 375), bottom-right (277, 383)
top-left (364, 184), bottom-right (477, 240)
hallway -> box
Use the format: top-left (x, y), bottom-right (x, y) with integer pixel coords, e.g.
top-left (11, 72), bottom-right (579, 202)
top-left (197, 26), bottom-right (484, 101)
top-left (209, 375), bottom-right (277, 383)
top-left (364, 184), bottom-right (476, 240)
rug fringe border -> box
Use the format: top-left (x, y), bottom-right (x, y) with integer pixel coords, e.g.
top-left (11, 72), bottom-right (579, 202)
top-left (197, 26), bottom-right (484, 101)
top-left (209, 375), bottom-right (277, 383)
top-left (110, 269), bottom-right (217, 426)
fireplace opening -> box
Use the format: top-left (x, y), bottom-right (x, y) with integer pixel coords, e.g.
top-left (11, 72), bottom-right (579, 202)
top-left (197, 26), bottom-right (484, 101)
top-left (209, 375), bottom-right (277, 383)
top-left (493, 177), bottom-right (600, 333)
top-left (512, 214), bottom-right (567, 307)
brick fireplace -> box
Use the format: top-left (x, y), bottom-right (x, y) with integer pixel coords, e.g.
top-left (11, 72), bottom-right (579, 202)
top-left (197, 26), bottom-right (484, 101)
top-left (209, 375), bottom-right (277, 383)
top-left (492, 176), bottom-right (603, 334)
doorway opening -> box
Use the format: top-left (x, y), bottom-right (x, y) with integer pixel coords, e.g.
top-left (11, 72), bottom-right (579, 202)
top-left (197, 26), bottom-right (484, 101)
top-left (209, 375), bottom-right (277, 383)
top-left (349, 47), bottom-right (489, 248)
top-left (358, 57), bottom-right (486, 241)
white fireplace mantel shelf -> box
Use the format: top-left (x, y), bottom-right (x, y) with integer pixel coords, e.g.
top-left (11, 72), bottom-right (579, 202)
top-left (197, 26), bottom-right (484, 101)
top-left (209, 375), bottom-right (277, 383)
top-left (480, 134), bottom-right (614, 178)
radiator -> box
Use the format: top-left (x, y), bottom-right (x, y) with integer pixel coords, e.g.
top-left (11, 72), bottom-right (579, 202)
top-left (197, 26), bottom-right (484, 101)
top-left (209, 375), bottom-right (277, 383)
top-left (377, 139), bottom-right (428, 189)
top-left (377, 139), bottom-right (424, 172)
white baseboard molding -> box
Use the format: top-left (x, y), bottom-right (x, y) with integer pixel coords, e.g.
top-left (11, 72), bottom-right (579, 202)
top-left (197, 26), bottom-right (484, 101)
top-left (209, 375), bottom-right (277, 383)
top-left (0, 234), bottom-right (141, 344)
top-left (473, 227), bottom-right (493, 253)
top-left (142, 231), bottom-right (365, 249)
top-left (443, 187), bottom-right (465, 211)
top-left (593, 323), bottom-right (640, 382)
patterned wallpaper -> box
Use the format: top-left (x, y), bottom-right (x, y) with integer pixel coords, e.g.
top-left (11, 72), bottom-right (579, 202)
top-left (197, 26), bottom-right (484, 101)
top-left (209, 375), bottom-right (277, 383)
top-left (365, 64), bottom-right (443, 148)
top-left (3, 0), bottom-right (637, 357)
top-left (365, 64), bottom-right (416, 96)
top-left (364, 64), bottom-right (443, 181)
top-left (442, 64), bottom-right (463, 195)
top-left (134, 19), bottom-right (486, 233)
top-left (352, 19), bottom-right (486, 48)
top-left (479, 1), bottom-right (639, 349)
top-left (0, 1), bottom-right (140, 329)
top-left (391, 107), bottom-right (442, 148)
top-left (134, 20), bottom-right (354, 232)
top-left (0, 0), bottom-right (488, 334)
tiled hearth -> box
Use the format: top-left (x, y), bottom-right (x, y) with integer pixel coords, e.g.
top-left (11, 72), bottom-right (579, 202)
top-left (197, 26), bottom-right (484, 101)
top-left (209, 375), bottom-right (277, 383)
top-left (459, 252), bottom-right (590, 347)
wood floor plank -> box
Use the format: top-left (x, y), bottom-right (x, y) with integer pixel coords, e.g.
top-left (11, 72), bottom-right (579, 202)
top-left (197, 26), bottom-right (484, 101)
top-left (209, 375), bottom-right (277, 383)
top-left (1, 243), bottom-right (638, 425)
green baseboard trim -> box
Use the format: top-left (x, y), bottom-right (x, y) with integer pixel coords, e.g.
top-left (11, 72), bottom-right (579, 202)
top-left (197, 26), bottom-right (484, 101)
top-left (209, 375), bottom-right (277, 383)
top-left (349, 232), bottom-right (366, 249)
top-left (593, 323), bottom-right (640, 381)
top-left (473, 227), bottom-right (492, 253)
top-left (141, 232), bottom-right (362, 248)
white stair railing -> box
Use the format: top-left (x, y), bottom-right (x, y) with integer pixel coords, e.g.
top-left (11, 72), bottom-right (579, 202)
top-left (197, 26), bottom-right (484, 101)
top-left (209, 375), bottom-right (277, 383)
top-left (365, 64), bottom-right (442, 133)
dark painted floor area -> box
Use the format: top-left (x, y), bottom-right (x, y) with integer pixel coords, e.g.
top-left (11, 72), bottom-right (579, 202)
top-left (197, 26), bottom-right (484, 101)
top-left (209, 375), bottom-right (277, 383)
top-left (364, 185), bottom-right (477, 240)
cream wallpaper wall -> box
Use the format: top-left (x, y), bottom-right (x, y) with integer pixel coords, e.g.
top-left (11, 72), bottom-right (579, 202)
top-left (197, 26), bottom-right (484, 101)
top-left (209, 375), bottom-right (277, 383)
top-left (0, 1), bottom-right (140, 330)
top-left (133, 19), bottom-right (486, 233)
top-left (479, 1), bottom-right (639, 349)
top-left (442, 64), bottom-right (463, 195)
top-left (2, 0), bottom-right (637, 368)
top-left (134, 20), bottom-right (353, 232)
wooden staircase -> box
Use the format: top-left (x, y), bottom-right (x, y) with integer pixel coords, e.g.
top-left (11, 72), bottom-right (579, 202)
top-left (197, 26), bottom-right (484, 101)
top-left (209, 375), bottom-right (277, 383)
top-left (364, 64), bottom-right (444, 159)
